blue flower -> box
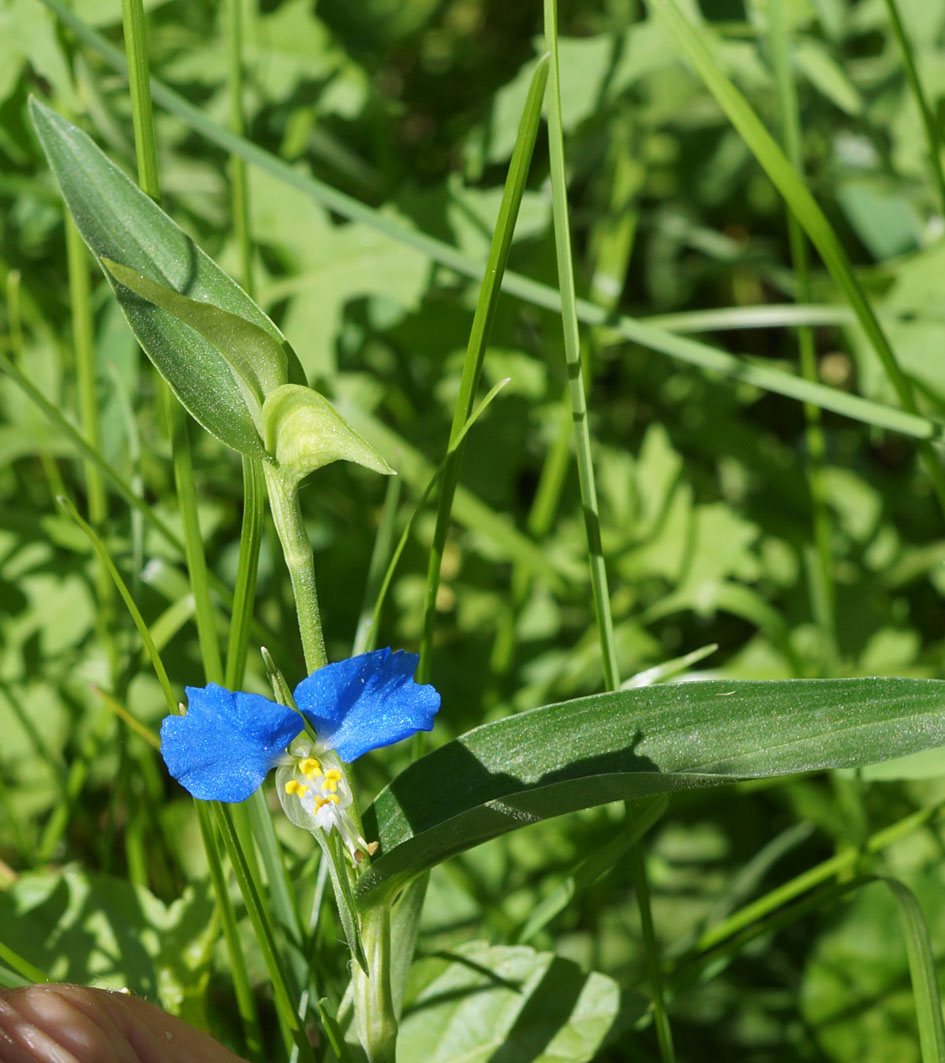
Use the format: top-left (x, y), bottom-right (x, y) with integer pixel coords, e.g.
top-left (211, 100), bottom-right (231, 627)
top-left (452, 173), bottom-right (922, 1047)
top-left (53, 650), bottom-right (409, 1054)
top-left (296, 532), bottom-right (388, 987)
top-left (160, 648), bottom-right (440, 806)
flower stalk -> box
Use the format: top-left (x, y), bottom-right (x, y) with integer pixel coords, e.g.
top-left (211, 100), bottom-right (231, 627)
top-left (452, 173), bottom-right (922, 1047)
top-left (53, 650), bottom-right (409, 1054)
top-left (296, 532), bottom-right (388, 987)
top-left (263, 463), bottom-right (327, 673)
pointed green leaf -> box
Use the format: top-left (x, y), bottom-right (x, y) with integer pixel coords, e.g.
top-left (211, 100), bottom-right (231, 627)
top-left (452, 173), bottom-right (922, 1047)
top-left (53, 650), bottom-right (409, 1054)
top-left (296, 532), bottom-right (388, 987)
top-left (28, 98), bottom-right (304, 456)
top-left (102, 259), bottom-right (288, 407)
top-left (397, 941), bottom-right (631, 1063)
top-left (263, 384), bottom-right (394, 485)
top-left (357, 677), bottom-right (945, 906)
top-left (881, 877), bottom-right (945, 1061)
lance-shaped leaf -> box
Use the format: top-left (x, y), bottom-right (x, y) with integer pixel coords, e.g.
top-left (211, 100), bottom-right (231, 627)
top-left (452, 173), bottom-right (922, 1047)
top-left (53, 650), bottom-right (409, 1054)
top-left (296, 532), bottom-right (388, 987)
top-left (356, 677), bottom-right (945, 907)
top-left (103, 258), bottom-right (288, 414)
top-left (29, 98), bottom-right (304, 456)
top-left (263, 384), bottom-right (394, 485)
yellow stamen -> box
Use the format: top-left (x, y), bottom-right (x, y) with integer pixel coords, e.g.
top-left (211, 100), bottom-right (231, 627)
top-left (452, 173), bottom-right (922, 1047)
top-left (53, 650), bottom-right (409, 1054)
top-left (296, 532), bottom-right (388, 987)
top-left (322, 768), bottom-right (342, 794)
top-left (299, 757), bottom-right (322, 778)
top-left (313, 794), bottom-right (340, 810)
top-left (284, 780), bottom-right (309, 797)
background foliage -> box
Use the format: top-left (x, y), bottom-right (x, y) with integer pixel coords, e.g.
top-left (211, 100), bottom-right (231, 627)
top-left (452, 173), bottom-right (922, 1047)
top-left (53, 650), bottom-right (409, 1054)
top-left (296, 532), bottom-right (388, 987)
top-left (4, 0), bottom-right (945, 1059)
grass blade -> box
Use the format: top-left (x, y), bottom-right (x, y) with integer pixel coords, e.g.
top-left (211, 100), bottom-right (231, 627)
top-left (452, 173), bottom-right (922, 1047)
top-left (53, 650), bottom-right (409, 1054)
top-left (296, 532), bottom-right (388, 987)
top-left (545, 0), bottom-right (618, 692)
top-left (883, 877), bottom-right (945, 1061)
top-left (416, 55), bottom-right (548, 685)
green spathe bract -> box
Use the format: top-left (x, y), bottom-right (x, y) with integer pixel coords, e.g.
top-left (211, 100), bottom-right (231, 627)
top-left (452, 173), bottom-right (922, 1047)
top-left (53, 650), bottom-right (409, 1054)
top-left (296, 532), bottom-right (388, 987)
top-left (357, 675), bottom-right (945, 905)
top-left (263, 384), bottom-right (394, 485)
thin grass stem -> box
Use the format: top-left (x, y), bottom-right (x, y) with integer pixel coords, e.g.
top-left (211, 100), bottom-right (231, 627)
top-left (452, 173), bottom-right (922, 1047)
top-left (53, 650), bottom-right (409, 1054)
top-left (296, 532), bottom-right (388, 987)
top-left (630, 841), bottom-right (676, 1061)
top-left (353, 473), bottom-right (402, 657)
top-left (195, 803), bottom-right (264, 1062)
top-left (214, 803), bottom-right (318, 1063)
top-left (263, 466), bottom-right (327, 674)
top-left (883, 0), bottom-right (945, 216)
top-left (119, 0), bottom-right (159, 199)
top-left (543, 0), bottom-right (619, 691)
top-left (226, 457), bottom-right (265, 689)
top-left (545, 6), bottom-right (673, 1060)
top-left (225, 0), bottom-right (254, 296)
top-left (684, 798), bottom-right (945, 962)
top-left (416, 56), bottom-right (547, 686)
top-left (0, 942), bottom-right (48, 985)
top-left (765, 0), bottom-right (836, 672)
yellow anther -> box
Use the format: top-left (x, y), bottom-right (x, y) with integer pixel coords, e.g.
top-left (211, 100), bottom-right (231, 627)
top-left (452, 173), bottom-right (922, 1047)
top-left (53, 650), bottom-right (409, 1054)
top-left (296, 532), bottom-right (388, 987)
top-left (284, 780), bottom-right (309, 797)
top-left (298, 757), bottom-right (322, 778)
top-left (322, 769), bottom-right (342, 794)
top-left (313, 795), bottom-right (340, 811)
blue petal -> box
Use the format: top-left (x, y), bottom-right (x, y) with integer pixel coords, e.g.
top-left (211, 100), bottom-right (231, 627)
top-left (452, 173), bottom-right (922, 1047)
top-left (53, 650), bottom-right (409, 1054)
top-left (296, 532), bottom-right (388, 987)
top-left (161, 684), bottom-right (302, 802)
top-left (293, 648), bottom-right (440, 762)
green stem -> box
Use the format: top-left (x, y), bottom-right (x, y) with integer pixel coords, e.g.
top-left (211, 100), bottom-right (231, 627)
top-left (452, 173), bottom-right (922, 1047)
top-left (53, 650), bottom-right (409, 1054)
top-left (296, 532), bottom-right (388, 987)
top-left (260, 455), bottom-right (398, 1057)
top-left (353, 904), bottom-right (397, 1063)
top-left (883, 0), bottom-right (945, 216)
top-left (415, 56), bottom-right (547, 686)
top-left (221, 0), bottom-right (263, 694)
top-left (215, 804), bottom-right (317, 1063)
top-left (120, 0), bottom-right (160, 199)
top-left (630, 842), bottom-right (676, 1062)
top-left (684, 797), bottom-right (945, 961)
top-left (353, 473), bottom-right (402, 656)
top-left (65, 215), bottom-right (121, 676)
top-left (195, 803), bottom-right (264, 1062)
top-left (263, 465), bottom-right (327, 673)
top-left (544, 0), bottom-right (619, 692)
top-left (544, 6), bottom-right (673, 1059)
top-left (160, 384), bottom-right (225, 684)
top-left (487, 397), bottom-right (570, 697)
top-left (225, 0), bottom-right (254, 295)
top-left (766, 0), bottom-right (836, 672)
top-left (260, 466), bottom-right (374, 852)
top-left (66, 219), bottom-right (107, 527)
top-left (225, 456), bottom-right (265, 689)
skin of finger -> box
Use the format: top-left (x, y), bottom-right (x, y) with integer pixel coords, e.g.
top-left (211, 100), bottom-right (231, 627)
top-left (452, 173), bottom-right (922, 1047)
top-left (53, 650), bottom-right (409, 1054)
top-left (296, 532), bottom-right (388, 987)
top-left (0, 984), bottom-right (249, 1063)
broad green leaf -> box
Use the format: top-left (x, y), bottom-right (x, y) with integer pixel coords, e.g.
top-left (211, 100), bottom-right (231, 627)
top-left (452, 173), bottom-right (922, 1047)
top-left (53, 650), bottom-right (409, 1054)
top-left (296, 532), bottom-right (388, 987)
top-left (102, 258), bottom-right (289, 409)
top-left (0, 867), bottom-right (215, 1016)
top-left (397, 941), bottom-right (634, 1063)
top-left (28, 98), bottom-right (302, 456)
top-left (357, 677), bottom-right (945, 905)
top-left (262, 384), bottom-right (393, 484)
